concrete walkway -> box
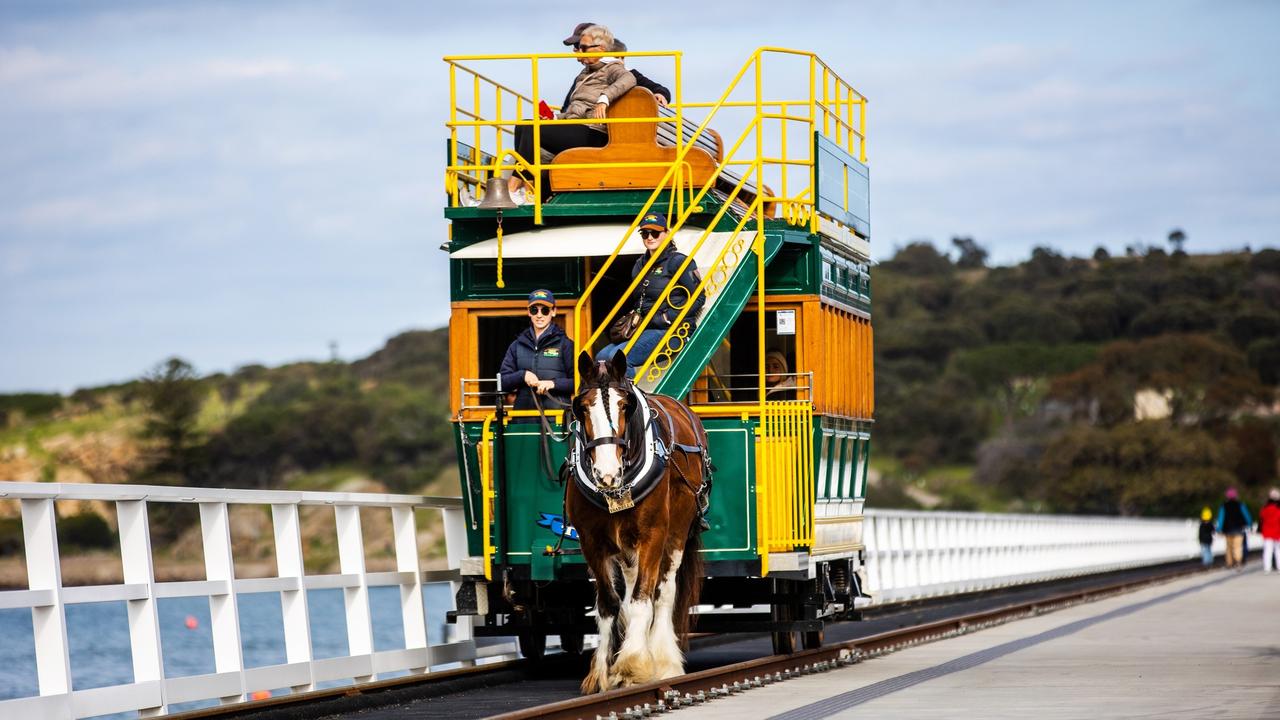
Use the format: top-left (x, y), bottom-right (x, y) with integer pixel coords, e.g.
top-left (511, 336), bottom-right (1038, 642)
top-left (681, 567), bottom-right (1280, 719)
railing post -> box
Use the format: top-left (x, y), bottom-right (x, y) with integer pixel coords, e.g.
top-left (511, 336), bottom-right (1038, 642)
top-left (442, 506), bottom-right (477, 666)
top-left (116, 499), bottom-right (167, 716)
top-left (22, 498), bottom-right (72, 717)
top-left (392, 507), bottom-right (429, 673)
top-left (271, 503), bottom-right (314, 692)
top-left (200, 502), bottom-right (245, 703)
top-left (334, 505), bottom-right (374, 682)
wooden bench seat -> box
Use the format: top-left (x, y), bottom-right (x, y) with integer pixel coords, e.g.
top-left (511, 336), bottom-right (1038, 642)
top-left (550, 88), bottom-right (774, 217)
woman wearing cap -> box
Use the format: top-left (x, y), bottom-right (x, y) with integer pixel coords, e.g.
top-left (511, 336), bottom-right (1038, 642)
top-left (498, 290), bottom-right (576, 411)
top-left (506, 24), bottom-right (635, 204)
top-left (596, 213), bottom-right (704, 378)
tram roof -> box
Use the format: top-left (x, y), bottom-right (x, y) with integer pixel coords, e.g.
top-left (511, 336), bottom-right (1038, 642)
top-left (450, 223), bottom-right (729, 260)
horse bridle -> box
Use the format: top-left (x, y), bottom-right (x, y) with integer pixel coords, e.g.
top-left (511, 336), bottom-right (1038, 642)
top-left (573, 380), bottom-right (636, 454)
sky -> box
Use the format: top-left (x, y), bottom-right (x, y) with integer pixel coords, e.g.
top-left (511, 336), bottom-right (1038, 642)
top-left (1, 0), bottom-right (1277, 393)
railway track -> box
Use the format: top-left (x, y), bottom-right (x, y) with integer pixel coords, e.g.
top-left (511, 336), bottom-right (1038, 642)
top-left (168, 560), bottom-right (1207, 720)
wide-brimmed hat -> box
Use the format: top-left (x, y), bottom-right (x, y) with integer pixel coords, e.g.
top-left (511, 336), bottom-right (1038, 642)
top-left (563, 22), bottom-right (596, 46)
top-left (527, 289), bottom-right (555, 307)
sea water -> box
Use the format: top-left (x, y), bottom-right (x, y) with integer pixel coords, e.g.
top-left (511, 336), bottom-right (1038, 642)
top-left (0, 583), bottom-right (455, 717)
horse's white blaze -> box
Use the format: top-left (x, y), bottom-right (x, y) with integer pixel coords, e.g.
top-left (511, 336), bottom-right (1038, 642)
top-left (585, 387), bottom-right (626, 486)
top-left (649, 550), bottom-right (684, 679)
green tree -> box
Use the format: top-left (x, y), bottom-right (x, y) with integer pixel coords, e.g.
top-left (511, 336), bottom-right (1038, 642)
top-left (951, 236), bottom-right (988, 269)
top-left (1039, 422), bottom-right (1235, 516)
top-left (142, 357), bottom-right (203, 475)
top-left (883, 241), bottom-right (953, 275)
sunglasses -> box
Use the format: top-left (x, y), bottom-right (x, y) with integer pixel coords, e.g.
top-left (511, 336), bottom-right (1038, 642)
top-left (575, 43), bottom-right (602, 51)
top-left (529, 305), bottom-right (553, 316)
top-left (639, 229), bottom-right (665, 239)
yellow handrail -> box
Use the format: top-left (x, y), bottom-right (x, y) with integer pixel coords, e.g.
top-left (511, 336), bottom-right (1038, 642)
top-left (478, 414), bottom-right (495, 580)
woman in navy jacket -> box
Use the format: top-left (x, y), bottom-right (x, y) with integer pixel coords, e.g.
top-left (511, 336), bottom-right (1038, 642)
top-left (498, 289), bottom-right (575, 411)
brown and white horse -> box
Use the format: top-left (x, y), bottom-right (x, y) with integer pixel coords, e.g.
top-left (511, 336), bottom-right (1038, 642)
top-left (567, 350), bottom-right (708, 693)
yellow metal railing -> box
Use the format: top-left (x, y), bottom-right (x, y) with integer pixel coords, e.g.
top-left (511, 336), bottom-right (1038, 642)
top-left (478, 415), bottom-right (496, 580)
top-left (756, 399), bottom-right (815, 575)
top-left (443, 50), bottom-right (869, 386)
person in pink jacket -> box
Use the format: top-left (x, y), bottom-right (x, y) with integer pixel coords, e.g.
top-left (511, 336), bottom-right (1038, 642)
top-left (1259, 488), bottom-right (1280, 574)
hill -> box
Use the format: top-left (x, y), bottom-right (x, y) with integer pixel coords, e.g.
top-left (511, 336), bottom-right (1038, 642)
top-left (0, 328), bottom-right (457, 585)
top-left (2, 244), bottom-right (1278, 575)
top-left (871, 243), bottom-right (1279, 515)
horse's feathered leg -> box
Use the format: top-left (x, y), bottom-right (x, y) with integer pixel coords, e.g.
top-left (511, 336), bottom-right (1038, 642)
top-left (648, 548), bottom-right (684, 679)
top-left (581, 553), bottom-right (621, 695)
top-left (610, 526), bottom-right (666, 687)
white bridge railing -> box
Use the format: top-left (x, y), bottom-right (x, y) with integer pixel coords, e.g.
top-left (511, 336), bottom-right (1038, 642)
top-left (0, 482), bottom-right (515, 720)
top-left (0, 484), bottom-right (1240, 719)
top-left (861, 509), bottom-right (1228, 604)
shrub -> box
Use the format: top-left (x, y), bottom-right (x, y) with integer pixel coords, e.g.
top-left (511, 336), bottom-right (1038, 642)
top-left (60, 512), bottom-right (115, 550)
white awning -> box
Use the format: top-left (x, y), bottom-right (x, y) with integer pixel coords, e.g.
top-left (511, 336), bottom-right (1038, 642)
top-left (450, 223), bottom-right (723, 260)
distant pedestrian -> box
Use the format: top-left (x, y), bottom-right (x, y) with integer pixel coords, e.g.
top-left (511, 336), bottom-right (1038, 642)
top-left (1216, 488), bottom-right (1253, 569)
top-left (1259, 488), bottom-right (1280, 574)
top-left (1198, 508), bottom-right (1215, 567)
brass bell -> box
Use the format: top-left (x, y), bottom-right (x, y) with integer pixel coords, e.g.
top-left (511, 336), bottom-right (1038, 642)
top-left (477, 176), bottom-right (517, 210)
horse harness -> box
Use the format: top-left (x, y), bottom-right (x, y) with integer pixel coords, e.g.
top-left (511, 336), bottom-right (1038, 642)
top-left (568, 380), bottom-right (712, 515)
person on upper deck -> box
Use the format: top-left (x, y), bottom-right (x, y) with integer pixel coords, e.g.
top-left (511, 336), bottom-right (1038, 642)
top-left (559, 23), bottom-right (672, 105)
top-left (498, 289), bottom-right (575, 412)
top-left (506, 24), bottom-right (635, 204)
top-left (596, 212), bottom-right (704, 378)
top-left (607, 39), bottom-right (672, 105)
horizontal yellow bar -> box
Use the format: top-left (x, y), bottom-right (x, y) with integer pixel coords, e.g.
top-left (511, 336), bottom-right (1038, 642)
top-left (445, 66), bottom-right (534, 103)
top-left (445, 50), bottom-right (680, 62)
top-left (448, 160), bottom-right (688, 172)
top-left (759, 112), bottom-right (813, 122)
top-left (446, 116), bottom-right (677, 128)
top-left (757, 158), bottom-right (814, 166)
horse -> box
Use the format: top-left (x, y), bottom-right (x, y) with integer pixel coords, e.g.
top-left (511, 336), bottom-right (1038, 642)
top-left (566, 349), bottom-right (709, 693)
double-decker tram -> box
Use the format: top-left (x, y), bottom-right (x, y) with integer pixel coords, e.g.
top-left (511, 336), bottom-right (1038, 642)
top-left (443, 43), bottom-right (874, 657)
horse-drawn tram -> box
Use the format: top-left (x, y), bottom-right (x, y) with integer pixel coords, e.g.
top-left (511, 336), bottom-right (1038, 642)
top-left (442, 38), bottom-right (873, 687)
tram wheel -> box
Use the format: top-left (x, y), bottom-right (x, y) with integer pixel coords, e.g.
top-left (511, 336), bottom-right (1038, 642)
top-left (802, 628), bottom-right (824, 650)
top-left (559, 632), bottom-right (585, 655)
top-left (518, 631), bottom-right (546, 660)
top-left (772, 629), bottom-right (798, 655)
top-left (771, 601), bottom-right (798, 655)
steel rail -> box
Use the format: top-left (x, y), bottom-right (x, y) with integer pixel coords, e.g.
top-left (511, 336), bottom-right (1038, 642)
top-left (488, 563), bottom-right (1207, 720)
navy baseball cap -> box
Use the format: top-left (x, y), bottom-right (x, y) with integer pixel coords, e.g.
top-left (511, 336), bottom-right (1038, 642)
top-left (563, 22), bottom-right (596, 46)
top-left (639, 212), bottom-right (668, 230)
top-left (527, 289), bottom-right (555, 307)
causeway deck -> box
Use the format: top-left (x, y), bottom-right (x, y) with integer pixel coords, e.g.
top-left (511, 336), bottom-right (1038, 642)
top-left (680, 567), bottom-right (1280, 719)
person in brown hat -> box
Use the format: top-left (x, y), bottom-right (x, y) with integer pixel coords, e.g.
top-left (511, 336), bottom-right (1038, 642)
top-left (507, 24), bottom-right (634, 203)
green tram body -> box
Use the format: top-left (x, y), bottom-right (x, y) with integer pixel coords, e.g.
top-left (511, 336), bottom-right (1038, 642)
top-left (442, 49), bottom-right (874, 653)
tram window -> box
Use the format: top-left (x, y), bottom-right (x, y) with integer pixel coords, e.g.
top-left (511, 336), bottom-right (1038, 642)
top-left (719, 309), bottom-right (800, 401)
top-left (475, 314), bottom-right (553, 382)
